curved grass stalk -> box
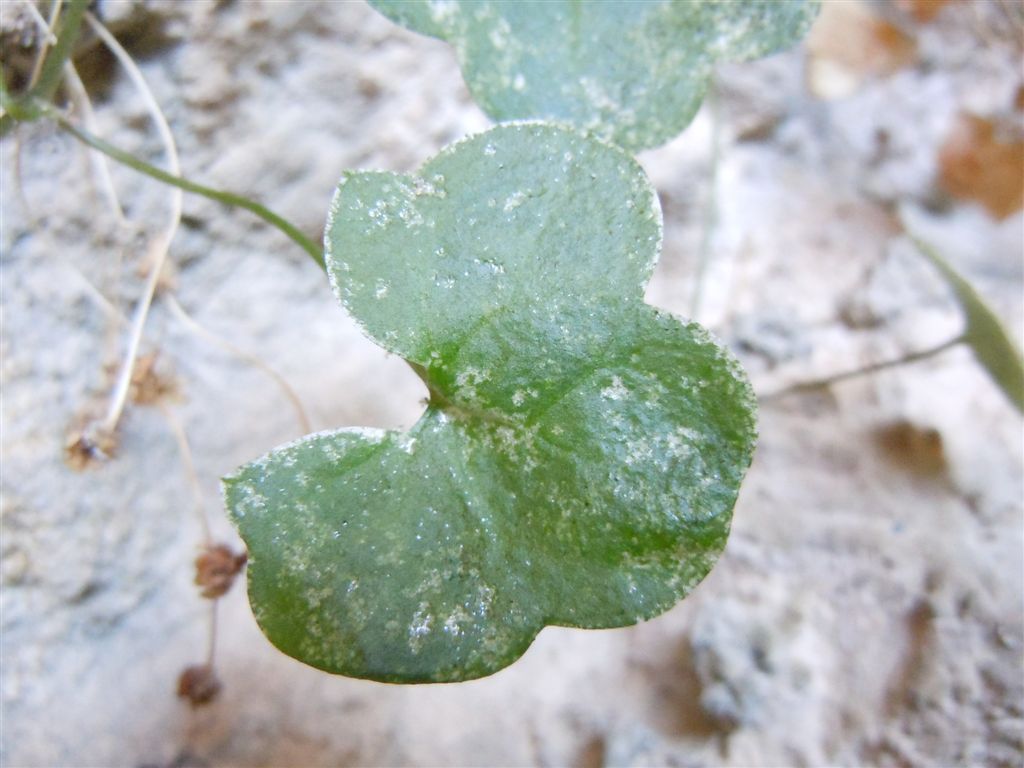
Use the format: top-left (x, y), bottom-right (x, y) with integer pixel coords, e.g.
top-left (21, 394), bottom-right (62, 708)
top-left (164, 293), bottom-right (313, 435)
top-left (206, 600), bottom-right (219, 668)
top-left (10, 6), bottom-right (320, 271)
top-left (20, 0), bottom-right (57, 40)
top-left (63, 61), bottom-right (126, 224)
top-left (64, 260), bottom-right (126, 325)
top-left (62, 58), bottom-right (130, 364)
top-left (84, 11), bottom-right (182, 438)
top-left (158, 402), bottom-right (212, 545)
top-left (20, 1), bottom-right (125, 225)
top-left (13, 1), bottom-right (56, 224)
top-left (157, 401), bottom-right (223, 683)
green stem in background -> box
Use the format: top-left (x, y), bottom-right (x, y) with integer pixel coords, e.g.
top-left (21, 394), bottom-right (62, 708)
top-left (44, 107), bottom-right (325, 269)
top-left (30, 0), bottom-right (88, 103)
top-left (26, 0), bottom-right (62, 91)
top-left (760, 334), bottom-right (966, 401)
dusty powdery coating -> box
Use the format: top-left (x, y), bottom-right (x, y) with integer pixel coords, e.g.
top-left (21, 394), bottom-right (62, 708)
top-left (225, 123), bottom-right (756, 683)
top-left (368, 0), bottom-right (820, 151)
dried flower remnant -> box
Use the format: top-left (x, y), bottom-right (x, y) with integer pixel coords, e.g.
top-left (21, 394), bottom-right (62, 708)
top-left (194, 544), bottom-right (248, 599)
top-left (64, 423), bottom-right (117, 470)
top-left (129, 352), bottom-right (181, 406)
top-left (177, 664), bottom-right (222, 707)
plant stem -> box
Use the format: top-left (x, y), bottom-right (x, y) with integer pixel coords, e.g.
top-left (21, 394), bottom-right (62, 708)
top-left (206, 600), bottom-right (219, 668)
top-left (30, 0), bottom-right (88, 103)
top-left (42, 106), bottom-right (325, 269)
top-left (760, 334), bottom-right (966, 401)
top-left (86, 10), bottom-right (183, 436)
top-left (63, 60), bottom-right (126, 223)
top-left (159, 403), bottom-right (212, 545)
top-left (26, 0), bottom-right (61, 89)
top-left (164, 293), bottom-right (312, 435)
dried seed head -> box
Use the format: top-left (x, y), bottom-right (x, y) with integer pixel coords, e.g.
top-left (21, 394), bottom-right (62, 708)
top-left (194, 544), bottom-right (248, 599)
top-left (129, 352), bottom-right (181, 406)
top-left (177, 664), bottom-right (222, 707)
top-left (64, 424), bottom-right (118, 470)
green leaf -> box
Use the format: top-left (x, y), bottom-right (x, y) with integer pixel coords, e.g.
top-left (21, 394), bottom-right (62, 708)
top-left (912, 238), bottom-right (1024, 414)
top-left (225, 124), bottom-right (756, 682)
top-left (368, 0), bottom-right (820, 151)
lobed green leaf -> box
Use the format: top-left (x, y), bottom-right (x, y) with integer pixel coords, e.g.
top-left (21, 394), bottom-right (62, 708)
top-left (225, 123), bottom-right (757, 682)
top-left (368, 0), bottom-right (820, 151)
